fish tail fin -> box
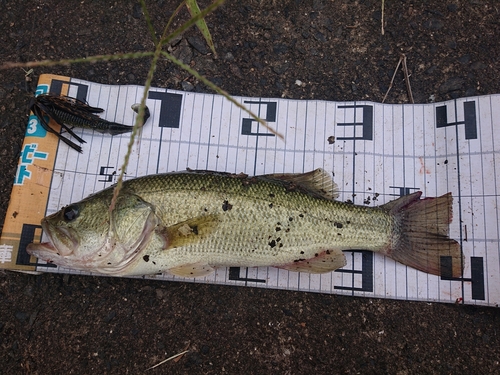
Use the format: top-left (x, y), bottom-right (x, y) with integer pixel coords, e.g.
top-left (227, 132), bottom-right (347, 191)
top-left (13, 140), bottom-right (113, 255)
top-left (380, 192), bottom-right (463, 278)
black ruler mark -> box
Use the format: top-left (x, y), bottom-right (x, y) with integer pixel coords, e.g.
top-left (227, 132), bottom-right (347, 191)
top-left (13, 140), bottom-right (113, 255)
top-left (441, 256), bottom-right (485, 300)
top-left (228, 267), bottom-right (266, 284)
top-left (241, 100), bottom-right (277, 137)
top-left (389, 186), bottom-right (420, 197)
top-left (336, 104), bottom-right (373, 141)
top-left (148, 91), bottom-right (183, 128)
top-left (436, 101), bottom-right (477, 139)
top-left (50, 79), bottom-right (89, 101)
top-left (98, 166), bottom-right (115, 182)
top-left (334, 250), bottom-right (374, 293)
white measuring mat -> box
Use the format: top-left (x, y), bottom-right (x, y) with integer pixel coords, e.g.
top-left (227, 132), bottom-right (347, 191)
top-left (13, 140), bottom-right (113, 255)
top-left (6, 75), bottom-right (500, 307)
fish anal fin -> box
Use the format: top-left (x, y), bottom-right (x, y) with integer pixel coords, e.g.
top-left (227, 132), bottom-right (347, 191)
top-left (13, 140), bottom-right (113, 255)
top-left (162, 215), bottom-right (219, 249)
top-left (168, 262), bottom-right (215, 278)
top-left (277, 248), bottom-right (346, 273)
top-left (263, 168), bottom-right (339, 200)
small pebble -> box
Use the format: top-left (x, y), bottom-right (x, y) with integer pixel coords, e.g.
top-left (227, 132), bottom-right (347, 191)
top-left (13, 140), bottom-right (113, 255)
top-left (181, 81), bottom-right (194, 92)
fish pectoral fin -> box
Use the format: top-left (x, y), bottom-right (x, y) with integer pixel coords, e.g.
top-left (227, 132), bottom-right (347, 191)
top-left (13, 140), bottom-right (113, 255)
top-left (263, 168), bottom-right (339, 200)
top-left (167, 262), bottom-right (215, 278)
top-left (162, 215), bottom-right (220, 249)
top-left (277, 248), bottom-right (346, 273)
top-left (158, 216), bottom-right (220, 277)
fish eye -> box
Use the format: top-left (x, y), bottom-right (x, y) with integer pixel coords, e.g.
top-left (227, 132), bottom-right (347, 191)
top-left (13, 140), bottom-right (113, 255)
top-left (63, 205), bottom-right (79, 222)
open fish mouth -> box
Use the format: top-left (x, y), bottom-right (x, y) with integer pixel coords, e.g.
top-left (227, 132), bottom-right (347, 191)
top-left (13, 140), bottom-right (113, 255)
top-left (26, 241), bottom-right (56, 253)
top-left (27, 219), bottom-right (79, 259)
top-left (26, 241), bottom-right (59, 263)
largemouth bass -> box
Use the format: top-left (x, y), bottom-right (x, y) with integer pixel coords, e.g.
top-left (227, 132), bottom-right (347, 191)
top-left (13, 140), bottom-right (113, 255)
top-left (27, 169), bottom-right (463, 278)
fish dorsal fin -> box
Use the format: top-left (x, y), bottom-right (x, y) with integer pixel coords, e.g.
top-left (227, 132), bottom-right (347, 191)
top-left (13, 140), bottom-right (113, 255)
top-left (277, 248), bottom-right (346, 273)
top-left (263, 168), bottom-right (339, 200)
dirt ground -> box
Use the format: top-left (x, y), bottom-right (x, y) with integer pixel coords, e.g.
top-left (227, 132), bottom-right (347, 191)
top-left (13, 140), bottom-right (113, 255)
top-left (1, 0), bottom-right (500, 373)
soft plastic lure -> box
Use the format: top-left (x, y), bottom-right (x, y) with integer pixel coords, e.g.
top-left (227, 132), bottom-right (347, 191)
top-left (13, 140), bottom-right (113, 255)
top-left (29, 93), bottom-right (150, 152)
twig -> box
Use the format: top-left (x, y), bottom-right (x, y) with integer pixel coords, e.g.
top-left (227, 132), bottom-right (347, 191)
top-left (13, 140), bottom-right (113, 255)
top-left (382, 56), bottom-right (402, 103)
top-left (381, 0), bottom-right (385, 35)
top-left (174, 342), bottom-right (191, 363)
top-left (401, 54), bottom-right (414, 103)
top-left (382, 54), bottom-right (414, 103)
top-left (146, 350), bottom-right (189, 371)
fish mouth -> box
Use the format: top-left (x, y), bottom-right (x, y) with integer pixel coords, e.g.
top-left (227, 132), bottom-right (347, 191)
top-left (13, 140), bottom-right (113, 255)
top-left (26, 241), bottom-right (56, 254)
top-left (27, 218), bottom-right (79, 259)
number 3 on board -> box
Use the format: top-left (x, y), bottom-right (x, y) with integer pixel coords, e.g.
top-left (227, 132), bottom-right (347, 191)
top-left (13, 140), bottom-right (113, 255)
top-left (26, 115), bottom-right (47, 137)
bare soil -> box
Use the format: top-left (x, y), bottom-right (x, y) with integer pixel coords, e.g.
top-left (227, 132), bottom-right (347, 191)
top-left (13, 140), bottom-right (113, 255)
top-left (1, 1), bottom-right (499, 374)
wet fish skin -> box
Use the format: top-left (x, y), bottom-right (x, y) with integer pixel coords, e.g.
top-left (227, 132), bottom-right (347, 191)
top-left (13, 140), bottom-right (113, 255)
top-left (27, 169), bottom-right (463, 278)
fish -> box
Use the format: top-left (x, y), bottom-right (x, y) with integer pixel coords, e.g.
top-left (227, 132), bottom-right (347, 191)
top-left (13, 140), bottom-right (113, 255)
top-left (26, 169), bottom-right (463, 278)
top-left (30, 94), bottom-right (151, 153)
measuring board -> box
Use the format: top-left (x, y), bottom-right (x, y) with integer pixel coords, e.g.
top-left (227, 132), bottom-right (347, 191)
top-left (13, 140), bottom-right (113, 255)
top-left (1, 74), bottom-right (498, 307)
